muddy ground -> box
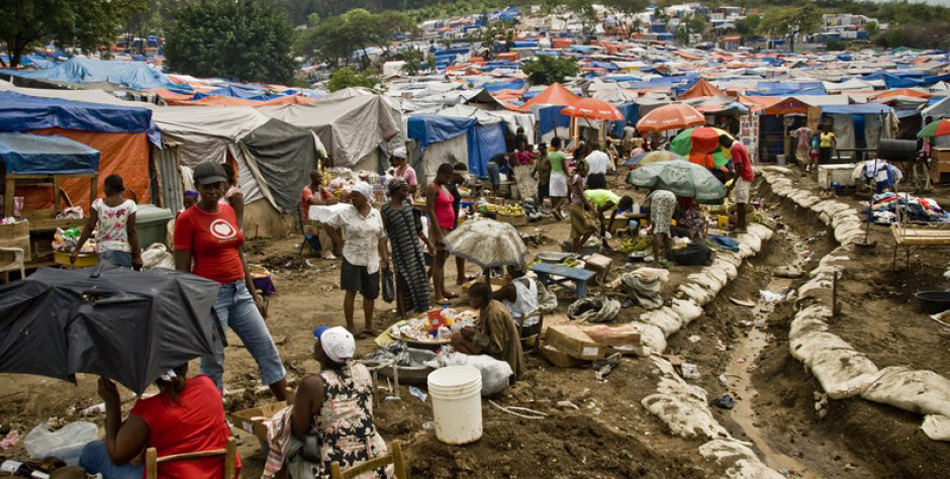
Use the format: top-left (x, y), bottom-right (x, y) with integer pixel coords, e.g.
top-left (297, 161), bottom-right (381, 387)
top-left (1, 171), bottom-right (949, 478)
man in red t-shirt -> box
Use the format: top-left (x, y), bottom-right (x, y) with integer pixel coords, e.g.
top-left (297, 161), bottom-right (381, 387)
top-left (300, 170), bottom-right (338, 259)
top-left (721, 135), bottom-right (754, 232)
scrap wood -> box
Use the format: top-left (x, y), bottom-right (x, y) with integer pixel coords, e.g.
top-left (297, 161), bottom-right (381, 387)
top-left (488, 400), bottom-right (548, 420)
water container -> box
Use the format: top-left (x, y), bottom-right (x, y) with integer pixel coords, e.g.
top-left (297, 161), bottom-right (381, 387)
top-left (427, 366), bottom-right (482, 444)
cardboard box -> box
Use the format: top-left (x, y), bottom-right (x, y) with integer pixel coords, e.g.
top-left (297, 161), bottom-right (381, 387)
top-left (229, 402), bottom-right (287, 443)
top-left (540, 342), bottom-right (588, 368)
top-left (579, 324), bottom-right (641, 348)
top-left (584, 253), bottom-right (613, 284)
top-left (545, 325), bottom-right (605, 360)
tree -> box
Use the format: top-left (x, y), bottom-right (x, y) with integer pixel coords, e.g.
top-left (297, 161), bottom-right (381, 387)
top-left (675, 14), bottom-right (706, 46)
top-left (0, 0), bottom-right (147, 69)
top-left (300, 8), bottom-right (408, 69)
top-left (759, 5), bottom-right (822, 52)
top-left (522, 55), bottom-right (579, 86)
top-left (400, 47), bottom-right (425, 76)
top-left (326, 67), bottom-right (379, 92)
top-left (734, 14), bottom-right (761, 38)
top-left (165, 0), bottom-right (296, 83)
top-left (865, 21), bottom-right (879, 38)
top-left (601, 0), bottom-right (649, 37)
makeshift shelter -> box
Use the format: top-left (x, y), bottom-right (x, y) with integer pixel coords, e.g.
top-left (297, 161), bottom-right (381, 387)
top-left (520, 83), bottom-right (581, 142)
top-left (820, 104), bottom-right (896, 161)
top-left (679, 79), bottom-right (726, 100)
top-left (1, 57), bottom-right (189, 92)
top-left (260, 95), bottom-right (401, 172)
top-left (407, 114), bottom-right (478, 178)
top-left (0, 133), bottom-right (99, 175)
top-left (0, 91), bottom-right (159, 211)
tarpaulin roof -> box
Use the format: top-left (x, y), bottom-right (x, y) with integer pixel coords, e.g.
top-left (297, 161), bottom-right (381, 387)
top-left (520, 82), bottom-right (580, 110)
top-left (192, 85), bottom-right (279, 101)
top-left (261, 95), bottom-right (400, 167)
top-left (679, 79), bottom-right (726, 100)
top-left (240, 119), bottom-right (318, 213)
top-left (408, 114), bottom-right (476, 150)
top-left (481, 79), bottom-right (527, 91)
top-left (166, 94), bottom-right (320, 107)
top-left (1, 57), bottom-right (190, 92)
top-left (0, 132), bottom-right (99, 174)
top-left (0, 91), bottom-right (161, 146)
top-left (820, 104), bottom-right (893, 115)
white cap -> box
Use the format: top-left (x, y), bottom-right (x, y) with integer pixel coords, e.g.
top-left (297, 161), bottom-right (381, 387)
top-left (392, 147), bottom-right (408, 159)
top-left (319, 326), bottom-right (355, 363)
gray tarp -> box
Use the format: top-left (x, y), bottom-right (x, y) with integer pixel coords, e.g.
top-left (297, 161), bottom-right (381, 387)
top-left (240, 119), bottom-right (317, 214)
top-left (260, 95), bottom-right (400, 167)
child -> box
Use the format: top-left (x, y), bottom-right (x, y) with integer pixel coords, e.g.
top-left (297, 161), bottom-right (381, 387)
top-left (72, 174), bottom-right (142, 269)
top-left (183, 190), bottom-right (198, 210)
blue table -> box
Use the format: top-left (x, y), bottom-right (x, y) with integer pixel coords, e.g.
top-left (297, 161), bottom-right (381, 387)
top-left (530, 263), bottom-right (596, 299)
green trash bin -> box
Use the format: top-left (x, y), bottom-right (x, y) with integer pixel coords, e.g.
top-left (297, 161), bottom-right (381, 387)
top-left (135, 204), bottom-right (174, 248)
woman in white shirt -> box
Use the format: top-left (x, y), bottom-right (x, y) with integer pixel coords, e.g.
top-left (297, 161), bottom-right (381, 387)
top-left (322, 182), bottom-right (390, 338)
top-left (71, 174), bottom-right (141, 269)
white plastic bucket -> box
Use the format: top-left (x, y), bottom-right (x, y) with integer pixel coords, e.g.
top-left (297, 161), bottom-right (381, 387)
top-left (427, 366), bottom-right (483, 445)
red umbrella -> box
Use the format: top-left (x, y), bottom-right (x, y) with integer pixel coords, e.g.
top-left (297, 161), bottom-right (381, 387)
top-left (561, 98), bottom-right (625, 121)
top-left (636, 103), bottom-right (706, 132)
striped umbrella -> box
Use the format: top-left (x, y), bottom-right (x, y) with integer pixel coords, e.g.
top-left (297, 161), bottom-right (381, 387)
top-left (918, 119), bottom-right (950, 138)
top-left (670, 127), bottom-right (734, 168)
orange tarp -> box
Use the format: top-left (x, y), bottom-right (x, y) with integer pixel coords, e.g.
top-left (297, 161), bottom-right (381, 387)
top-left (680, 79), bottom-right (727, 100)
top-left (552, 38), bottom-right (575, 49)
top-left (870, 88), bottom-right (932, 100)
top-left (519, 82), bottom-right (580, 111)
top-left (145, 88), bottom-right (194, 102)
top-left (675, 51), bottom-right (702, 61)
top-left (496, 52), bottom-right (518, 62)
top-left (18, 129), bottom-right (150, 212)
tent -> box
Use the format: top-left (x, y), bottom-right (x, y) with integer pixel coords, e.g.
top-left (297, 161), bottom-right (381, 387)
top-left (520, 83), bottom-right (581, 142)
top-left (260, 95), bottom-right (401, 170)
top-left (1, 57), bottom-right (189, 92)
top-left (0, 133), bottom-right (99, 175)
top-left (0, 91), bottom-right (159, 211)
top-left (407, 114), bottom-right (478, 177)
top-left (821, 104), bottom-right (896, 161)
top-left (679, 79), bottom-right (726, 100)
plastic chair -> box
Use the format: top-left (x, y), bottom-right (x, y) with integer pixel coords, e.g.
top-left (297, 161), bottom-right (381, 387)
top-left (0, 247), bottom-right (25, 283)
top-left (145, 437), bottom-right (237, 479)
top-left (330, 441), bottom-right (408, 479)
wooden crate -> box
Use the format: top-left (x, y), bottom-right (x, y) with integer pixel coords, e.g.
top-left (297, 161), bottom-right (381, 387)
top-left (54, 251), bottom-right (97, 267)
top-left (229, 402), bottom-right (288, 443)
top-left (0, 221), bottom-right (31, 259)
top-left (496, 213), bottom-right (528, 227)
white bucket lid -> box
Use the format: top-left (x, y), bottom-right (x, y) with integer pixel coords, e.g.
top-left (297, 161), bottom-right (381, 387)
top-left (427, 365), bottom-right (481, 389)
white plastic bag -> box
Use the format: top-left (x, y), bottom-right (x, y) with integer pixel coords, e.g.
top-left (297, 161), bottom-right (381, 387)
top-left (25, 421), bottom-right (98, 465)
top-left (425, 351), bottom-right (513, 397)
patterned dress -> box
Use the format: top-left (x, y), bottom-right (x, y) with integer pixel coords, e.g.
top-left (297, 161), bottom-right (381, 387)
top-left (287, 363), bottom-right (392, 479)
top-left (648, 190), bottom-right (676, 236)
top-left (381, 201), bottom-right (431, 313)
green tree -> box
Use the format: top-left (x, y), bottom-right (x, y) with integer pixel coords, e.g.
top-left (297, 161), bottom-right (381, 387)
top-left (675, 14), bottom-right (706, 46)
top-left (165, 0), bottom-right (296, 83)
top-left (758, 4), bottom-right (822, 52)
top-left (601, 0), bottom-right (649, 37)
top-left (734, 14), bottom-right (761, 38)
top-left (865, 21), bottom-right (879, 38)
top-left (326, 67), bottom-right (379, 91)
top-left (400, 47), bottom-right (425, 76)
top-left (0, 0), bottom-right (147, 69)
top-left (522, 55), bottom-right (579, 86)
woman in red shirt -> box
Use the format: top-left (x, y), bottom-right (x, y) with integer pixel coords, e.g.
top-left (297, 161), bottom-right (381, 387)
top-left (426, 163), bottom-right (457, 303)
top-left (174, 162), bottom-right (287, 400)
top-left (79, 365), bottom-right (239, 479)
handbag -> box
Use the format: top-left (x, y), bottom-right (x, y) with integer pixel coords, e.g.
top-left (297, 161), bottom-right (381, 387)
top-left (381, 267), bottom-right (395, 303)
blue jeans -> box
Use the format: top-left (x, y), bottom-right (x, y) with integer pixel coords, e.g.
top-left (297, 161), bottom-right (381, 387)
top-left (487, 162), bottom-right (501, 187)
top-left (99, 250), bottom-right (132, 268)
top-left (304, 234), bottom-right (322, 252)
top-left (80, 441), bottom-right (143, 479)
top-left (203, 281), bottom-right (286, 391)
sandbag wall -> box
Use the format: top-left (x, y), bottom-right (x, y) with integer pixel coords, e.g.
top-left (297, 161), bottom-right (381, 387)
top-left (761, 166), bottom-right (950, 442)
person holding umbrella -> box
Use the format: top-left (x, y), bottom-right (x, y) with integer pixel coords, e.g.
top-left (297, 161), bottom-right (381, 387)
top-left (174, 161), bottom-right (288, 400)
top-left (79, 364), bottom-right (239, 479)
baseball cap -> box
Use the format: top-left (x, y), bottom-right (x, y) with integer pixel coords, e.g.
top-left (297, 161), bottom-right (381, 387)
top-left (193, 162), bottom-right (228, 185)
top-left (313, 325), bottom-right (355, 363)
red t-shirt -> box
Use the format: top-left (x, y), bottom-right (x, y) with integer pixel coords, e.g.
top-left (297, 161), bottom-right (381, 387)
top-left (300, 186), bottom-right (334, 220)
top-left (130, 376), bottom-right (240, 479)
top-left (731, 141), bottom-right (754, 182)
top-left (173, 205), bottom-right (244, 283)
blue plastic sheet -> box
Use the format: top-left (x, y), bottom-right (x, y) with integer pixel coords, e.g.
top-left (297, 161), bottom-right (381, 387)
top-left (537, 104), bottom-right (570, 135)
top-left (407, 114), bottom-right (476, 150)
top-left (468, 123), bottom-right (505, 176)
top-left (481, 79), bottom-right (526, 91)
top-left (821, 104), bottom-right (892, 115)
top-left (1, 57), bottom-right (190, 92)
top-left (0, 91), bottom-right (161, 146)
top-left (610, 103), bottom-right (640, 138)
top-left (0, 132), bottom-right (99, 174)
top-left (192, 85), bottom-right (279, 101)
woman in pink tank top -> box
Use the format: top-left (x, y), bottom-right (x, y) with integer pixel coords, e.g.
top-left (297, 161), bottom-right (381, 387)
top-left (426, 163), bottom-right (458, 302)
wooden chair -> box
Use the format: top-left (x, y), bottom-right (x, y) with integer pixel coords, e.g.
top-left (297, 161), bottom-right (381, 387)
top-left (330, 441), bottom-right (408, 479)
top-left (145, 437), bottom-right (237, 479)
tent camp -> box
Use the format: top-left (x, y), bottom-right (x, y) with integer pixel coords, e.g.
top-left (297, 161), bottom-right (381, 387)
top-left (407, 114), bottom-right (477, 178)
top-left (1, 57), bottom-right (189, 92)
top-left (0, 90), bottom-right (159, 211)
top-left (260, 95), bottom-right (401, 172)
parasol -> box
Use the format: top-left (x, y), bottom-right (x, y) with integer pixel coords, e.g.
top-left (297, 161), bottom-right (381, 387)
top-left (636, 103), bottom-right (705, 132)
top-left (561, 98), bottom-right (625, 121)
top-left (0, 264), bottom-right (220, 395)
top-left (442, 219), bottom-right (529, 269)
top-left (670, 127), bottom-right (734, 168)
top-left (626, 160), bottom-right (727, 204)
top-left (639, 150), bottom-right (688, 166)
top-left (918, 119), bottom-right (950, 138)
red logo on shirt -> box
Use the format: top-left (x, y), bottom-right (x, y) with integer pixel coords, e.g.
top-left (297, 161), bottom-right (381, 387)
top-left (210, 219), bottom-right (237, 240)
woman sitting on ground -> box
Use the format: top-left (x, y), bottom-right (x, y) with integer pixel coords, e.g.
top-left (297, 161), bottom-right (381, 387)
top-left (285, 326), bottom-right (391, 479)
top-left (80, 365), bottom-right (239, 479)
top-left (451, 282), bottom-right (525, 381)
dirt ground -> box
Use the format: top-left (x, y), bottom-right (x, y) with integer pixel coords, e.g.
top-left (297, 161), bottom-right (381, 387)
top-left (2, 170), bottom-right (950, 478)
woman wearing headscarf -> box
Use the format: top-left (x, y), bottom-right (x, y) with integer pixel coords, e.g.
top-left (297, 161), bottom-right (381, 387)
top-left (381, 177), bottom-right (432, 317)
top-left (322, 182), bottom-right (389, 338)
top-left (285, 326), bottom-right (391, 479)
top-left (80, 364), bottom-right (239, 479)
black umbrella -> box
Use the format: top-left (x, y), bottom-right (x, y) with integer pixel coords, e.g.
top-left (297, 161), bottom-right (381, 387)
top-left (0, 264), bottom-right (220, 395)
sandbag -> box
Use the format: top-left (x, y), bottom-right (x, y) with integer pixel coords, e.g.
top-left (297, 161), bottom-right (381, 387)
top-left (788, 314), bottom-right (828, 341)
top-left (712, 258), bottom-right (739, 280)
top-left (641, 376), bottom-right (731, 440)
top-left (746, 223), bottom-right (773, 241)
top-left (670, 298), bottom-right (703, 326)
top-left (567, 297), bottom-right (620, 323)
top-left (789, 331), bottom-right (855, 364)
top-left (631, 322), bottom-right (668, 354)
top-left (861, 366), bottom-right (950, 417)
top-left (921, 414), bottom-right (950, 441)
top-left (640, 307), bottom-right (684, 337)
top-left (725, 459), bottom-right (787, 479)
top-left (425, 351), bottom-right (513, 396)
top-left (698, 439), bottom-right (757, 463)
top-left (809, 348), bottom-right (879, 399)
top-left (736, 233), bottom-right (762, 253)
top-left (688, 271), bottom-right (724, 295)
top-left (678, 282), bottom-right (712, 305)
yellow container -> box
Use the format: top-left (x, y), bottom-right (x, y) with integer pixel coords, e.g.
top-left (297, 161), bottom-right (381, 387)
top-left (717, 215), bottom-right (729, 229)
top-left (54, 251), bottom-right (98, 268)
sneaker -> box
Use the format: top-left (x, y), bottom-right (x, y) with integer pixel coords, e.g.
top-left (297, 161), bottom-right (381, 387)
top-left (321, 252), bottom-right (336, 260)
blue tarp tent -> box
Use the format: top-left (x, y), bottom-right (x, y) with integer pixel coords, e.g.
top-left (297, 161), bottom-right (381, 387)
top-left (481, 79), bottom-right (526, 91)
top-left (0, 132), bottom-right (99, 174)
top-left (192, 85), bottom-right (280, 101)
top-left (610, 103), bottom-right (640, 138)
top-left (470, 123), bottom-right (506, 177)
top-left (537, 104), bottom-right (571, 135)
top-left (0, 91), bottom-right (161, 146)
top-left (408, 114), bottom-right (490, 175)
top-left (1, 57), bottom-right (190, 92)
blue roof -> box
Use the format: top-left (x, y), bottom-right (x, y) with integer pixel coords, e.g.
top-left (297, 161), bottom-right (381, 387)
top-left (821, 104), bottom-right (892, 115)
top-left (407, 114), bottom-right (476, 150)
top-left (0, 132), bottom-right (100, 174)
top-left (0, 91), bottom-right (161, 146)
top-left (1, 57), bottom-right (190, 92)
